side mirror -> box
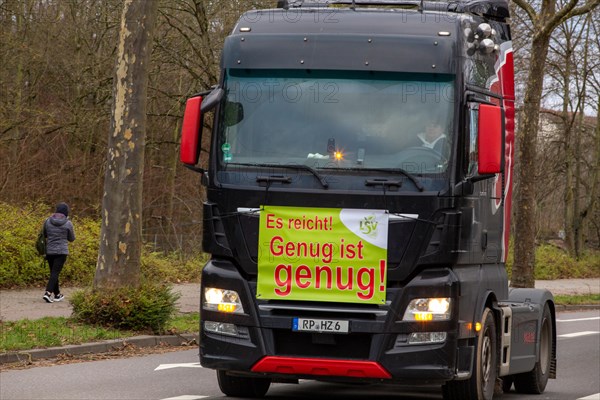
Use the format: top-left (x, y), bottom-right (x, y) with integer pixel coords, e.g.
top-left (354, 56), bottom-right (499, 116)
top-left (180, 96), bottom-right (203, 165)
top-left (478, 104), bottom-right (503, 174)
top-left (179, 88), bottom-right (224, 166)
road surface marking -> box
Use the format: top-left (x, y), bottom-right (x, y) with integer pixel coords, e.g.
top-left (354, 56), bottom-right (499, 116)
top-left (557, 317), bottom-right (600, 322)
top-left (577, 393), bottom-right (600, 400)
top-left (558, 331), bottom-right (600, 338)
top-left (155, 362), bottom-right (203, 371)
top-left (160, 396), bottom-right (208, 400)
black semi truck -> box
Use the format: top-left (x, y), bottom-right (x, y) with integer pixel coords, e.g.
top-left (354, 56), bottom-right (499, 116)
top-left (179, 1), bottom-right (557, 399)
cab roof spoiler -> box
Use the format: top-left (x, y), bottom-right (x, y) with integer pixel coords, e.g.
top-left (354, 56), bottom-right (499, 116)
top-left (276, 0), bottom-right (509, 21)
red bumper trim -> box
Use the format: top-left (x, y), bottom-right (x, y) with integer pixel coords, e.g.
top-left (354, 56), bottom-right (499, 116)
top-left (251, 356), bottom-right (391, 379)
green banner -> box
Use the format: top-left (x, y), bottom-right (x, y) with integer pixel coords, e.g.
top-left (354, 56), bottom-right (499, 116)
top-left (257, 206), bottom-right (389, 304)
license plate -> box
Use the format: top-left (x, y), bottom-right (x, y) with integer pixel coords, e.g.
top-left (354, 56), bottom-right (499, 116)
top-left (292, 318), bottom-right (349, 334)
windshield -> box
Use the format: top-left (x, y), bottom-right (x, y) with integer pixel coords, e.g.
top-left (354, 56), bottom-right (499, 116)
top-left (218, 69), bottom-right (454, 175)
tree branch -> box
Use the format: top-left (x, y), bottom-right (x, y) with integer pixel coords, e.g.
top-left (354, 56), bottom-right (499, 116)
top-left (546, 0), bottom-right (600, 35)
top-left (512, 0), bottom-right (538, 22)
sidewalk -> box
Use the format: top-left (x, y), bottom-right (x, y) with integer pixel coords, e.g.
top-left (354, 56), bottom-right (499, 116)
top-left (1, 279), bottom-right (598, 364)
top-left (0, 283), bottom-right (201, 322)
top-left (533, 278), bottom-right (600, 297)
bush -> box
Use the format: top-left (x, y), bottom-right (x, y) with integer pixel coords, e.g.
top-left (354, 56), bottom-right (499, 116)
top-left (141, 250), bottom-right (207, 284)
top-left (0, 202), bottom-right (99, 288)
top-left (506, 241), bottom-right (600, 280)
top-left (535, 244), bottom-right (600, 279)
top-left (0, 202), bottom-right (206, 288)
top-left (70, 283), bottom-right (181, 333)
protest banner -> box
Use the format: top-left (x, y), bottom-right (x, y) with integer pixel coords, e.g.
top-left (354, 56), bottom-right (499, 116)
top-left (257, 206), bottom-right (389, 304)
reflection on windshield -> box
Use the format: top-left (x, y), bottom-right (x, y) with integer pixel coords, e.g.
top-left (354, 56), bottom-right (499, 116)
top-left (219, 70), bottom-right (454, 175)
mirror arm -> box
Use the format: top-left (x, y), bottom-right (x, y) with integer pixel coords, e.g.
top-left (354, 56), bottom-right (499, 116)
top-left (191, 85), bottom-right (218, 98)
top-left (465, 85), bottom-right (502, 101)
top-left (184, 164), bottom-right (209, 186)
top-left (184, 164), bottom-right (205, 174)
top-left (454, 180), bottom-right (473, 195)
top-left (469, 173), bottom-right (496, 183)
top-left (201, 88), bottom-right (224, 113)
top-left (454, 173), bottom-right (496, 196)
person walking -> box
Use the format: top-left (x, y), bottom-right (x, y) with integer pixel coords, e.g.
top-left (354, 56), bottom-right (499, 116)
top-left (42, 202), bottom-right (75, 303)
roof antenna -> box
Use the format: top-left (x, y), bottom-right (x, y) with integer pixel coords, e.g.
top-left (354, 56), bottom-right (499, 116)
top-left (351, 0), bottom-right (356, 11)
top-left (419, 0), bottom-right (424, 12)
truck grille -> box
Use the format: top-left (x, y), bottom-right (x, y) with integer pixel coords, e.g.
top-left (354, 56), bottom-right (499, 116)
top-left (274, 330), bottom-right (371, 359)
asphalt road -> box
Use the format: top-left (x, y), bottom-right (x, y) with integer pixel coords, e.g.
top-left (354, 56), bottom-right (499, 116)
top-left (1, 310), bottom-right (598, 400)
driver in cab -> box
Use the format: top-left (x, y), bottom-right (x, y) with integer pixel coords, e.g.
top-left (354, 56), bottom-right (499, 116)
top-left (417, 122), bottom-right (447, 154)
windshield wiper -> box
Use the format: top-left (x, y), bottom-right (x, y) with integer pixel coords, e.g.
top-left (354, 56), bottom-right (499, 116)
top-left (225, 163), bottom-right (329, 188)
top-left (357, 167), bottom-right (425, 192)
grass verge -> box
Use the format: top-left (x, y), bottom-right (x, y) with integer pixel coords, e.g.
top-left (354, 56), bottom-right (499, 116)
top-left (553, 294), bottom-right (600, 306)
top-left (1, 313), bottom-right (199, 352)
top-left (3, 293), bottom-right (599, 354)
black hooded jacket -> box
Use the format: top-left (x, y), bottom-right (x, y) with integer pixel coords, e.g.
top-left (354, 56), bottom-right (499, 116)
top-left (44, 203), bottom-right (75, 255)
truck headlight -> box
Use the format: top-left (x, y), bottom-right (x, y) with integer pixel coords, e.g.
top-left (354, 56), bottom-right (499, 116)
top-left (403, 298), bottom-right (452, 321)
top-left (203, 288), bottom-right (244, 314)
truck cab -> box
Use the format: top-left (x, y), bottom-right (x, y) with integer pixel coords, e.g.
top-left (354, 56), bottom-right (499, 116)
top-left (180, 1), bottom-right (556, 399)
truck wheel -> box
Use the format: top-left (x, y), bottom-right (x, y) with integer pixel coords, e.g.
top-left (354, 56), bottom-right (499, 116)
top-left (217, 370), bottom-right (271, 398)
top-left (443, 308), bottom-right (497, 400)
top-left (514, 304), bottom-right (553, 394)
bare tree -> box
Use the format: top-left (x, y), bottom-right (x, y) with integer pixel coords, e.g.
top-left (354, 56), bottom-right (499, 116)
top-left (0, 0), bottom-right (121, 211)
top-left (541, 13), bottom-right (595, 255)
top-left (0, 0), bottom-right (274, 254)
top-left (511, 0), bottom-right (600, 288)
top-left (581, 11), bottom-right (600, 249)
top-left (94, 0), bottom-right (158, 289)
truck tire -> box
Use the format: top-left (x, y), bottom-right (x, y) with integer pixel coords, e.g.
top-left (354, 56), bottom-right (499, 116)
top-left (514, 303), bottom-right (553, 394)
top-left (217, 370), bottom-right (271, 398)
top-left (443, 308), bottom-right (497, 400)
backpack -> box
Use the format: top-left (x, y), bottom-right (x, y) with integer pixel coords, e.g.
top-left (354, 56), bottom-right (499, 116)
top-left (35, 219), bottom-right (47, 256)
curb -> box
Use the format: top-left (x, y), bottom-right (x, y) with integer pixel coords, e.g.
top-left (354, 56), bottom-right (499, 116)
top-left (0, 333), bottom-right (198, 365)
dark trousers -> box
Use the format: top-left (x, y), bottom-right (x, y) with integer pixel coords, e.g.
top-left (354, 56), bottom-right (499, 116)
top-left (45, 254), bottom-right (67, 295)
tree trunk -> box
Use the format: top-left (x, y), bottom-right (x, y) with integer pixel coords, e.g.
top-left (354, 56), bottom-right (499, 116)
top-left (562, 39), bottom-right (574, 253)
top-left (512, 30), bottom-right (552, 288)
top-left (573, 17), bottom-right (591, 259)
top-left (580, 94), bottom-right (600, 251)
top-left (573, 111), bottom-right (583, 258)
top-left (164, 71), bottom-right (185, 251)
top-left (94, 0), bottom-right (158, 289)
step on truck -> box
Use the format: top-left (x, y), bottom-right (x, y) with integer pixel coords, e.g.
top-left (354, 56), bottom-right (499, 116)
top-left (179, 0), bottom-right (557, 398)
